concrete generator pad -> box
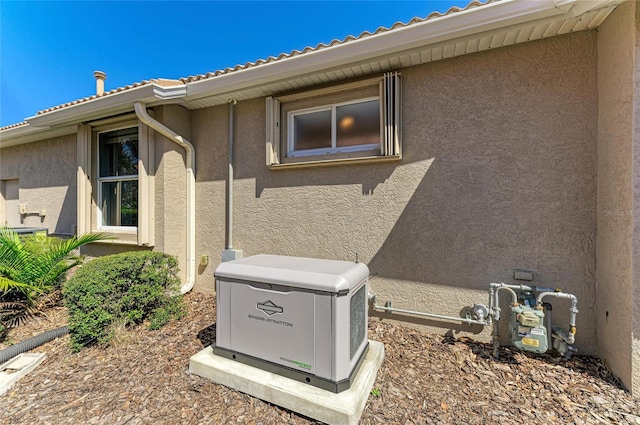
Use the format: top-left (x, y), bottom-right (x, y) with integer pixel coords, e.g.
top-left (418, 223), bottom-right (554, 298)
top-left (0, 353), bottom-right (46, 396)
top-left (189, 340), bottom-right (384, 425)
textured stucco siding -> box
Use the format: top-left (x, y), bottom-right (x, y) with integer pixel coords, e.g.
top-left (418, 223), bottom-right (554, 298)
top-left (191, 31), bottom-right (599, 352)
top-left (370, 31), bottom-right (598, 347)
top-left (596, 1), bottom-right (636, 394)
top-left (0, 135), bottom-right (77, 235)
top-left (192, 104), bottom-right (228, 293)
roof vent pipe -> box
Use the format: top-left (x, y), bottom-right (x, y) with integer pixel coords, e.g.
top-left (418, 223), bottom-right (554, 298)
top-left (93, 71), bottom-right (106, 96)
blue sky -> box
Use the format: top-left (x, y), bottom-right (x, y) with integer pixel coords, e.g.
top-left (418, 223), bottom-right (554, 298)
top-left (1, 0), bottom-right (468, 127)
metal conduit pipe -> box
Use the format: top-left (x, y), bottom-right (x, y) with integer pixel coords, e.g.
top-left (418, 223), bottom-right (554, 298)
top-left (0, 326), bottom-right (68, 364)
top-left (226, 99), bottom-right (237, 250)
top-left (369, 292), bottom-right (489, 326)
top-left (134, 102), bottom-right (196, 294)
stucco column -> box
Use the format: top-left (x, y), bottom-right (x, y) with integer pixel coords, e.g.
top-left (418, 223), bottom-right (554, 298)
top-left (596, 1), bottom-right (639, 395)
top-left (151, 104), bottom-right (191, 286)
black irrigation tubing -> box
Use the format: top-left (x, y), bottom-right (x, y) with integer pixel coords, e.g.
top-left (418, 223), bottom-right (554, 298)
top-left (0, 326), bottom-right (68, 364)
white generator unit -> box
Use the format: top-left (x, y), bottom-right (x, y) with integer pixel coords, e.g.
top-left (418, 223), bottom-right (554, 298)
top-left (213, 254), bottom-right (369, 393)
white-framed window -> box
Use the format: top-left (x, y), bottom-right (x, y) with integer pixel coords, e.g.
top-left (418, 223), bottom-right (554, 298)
top-left (97, 126), bottom-right (138, 230)
top-left (77, 113), bottom-right (154, 246)
top-left (266, 72), bottom-right (401, 168)
top-left (287, 97), bottom-right (381, 158)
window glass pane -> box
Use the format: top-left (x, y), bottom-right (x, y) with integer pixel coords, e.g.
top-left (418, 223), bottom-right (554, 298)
top-left (101, 180), bottom-right (138, 227)
top-left (336, 100), bottom-right (380, 147)
top-left (120, 180), bottom-right (138, 226)
top-left (101, 181), bottom-right (118, 226)
top-left (293, 110), bottom-right (331, 151)
top-left (99, 127), bottom-right (139, 177)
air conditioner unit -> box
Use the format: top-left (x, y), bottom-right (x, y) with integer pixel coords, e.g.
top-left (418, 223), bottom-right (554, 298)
top-left (213, 254), bottom-right (369, 393)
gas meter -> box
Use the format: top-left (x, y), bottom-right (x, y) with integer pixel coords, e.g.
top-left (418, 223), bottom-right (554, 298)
top-left (508, 304), bottom-right (548, 354)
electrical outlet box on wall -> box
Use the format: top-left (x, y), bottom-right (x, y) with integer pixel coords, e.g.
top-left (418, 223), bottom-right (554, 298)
top-left (19, 204), bottom-right (27, 214)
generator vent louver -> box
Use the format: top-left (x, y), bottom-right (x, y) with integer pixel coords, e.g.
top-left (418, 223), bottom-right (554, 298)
top-left (213, 254), bottom-right (370, 393)
top-left (350, 285), bottom-right (367, 360)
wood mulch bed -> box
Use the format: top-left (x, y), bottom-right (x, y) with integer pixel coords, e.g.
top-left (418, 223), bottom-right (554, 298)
top-left (1, 292), bottom-right (639, 424)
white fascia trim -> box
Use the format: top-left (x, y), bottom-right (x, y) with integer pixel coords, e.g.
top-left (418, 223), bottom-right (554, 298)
top-left (0, 124), bottom-right (77, 148)
top-left (24, 83), bottom-right (187, 129)
top-left (185, 0), bottom-right (602, 100)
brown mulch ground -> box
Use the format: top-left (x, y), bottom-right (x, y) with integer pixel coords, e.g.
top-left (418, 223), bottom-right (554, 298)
top-left (1, 292), bottom-right (639, 425)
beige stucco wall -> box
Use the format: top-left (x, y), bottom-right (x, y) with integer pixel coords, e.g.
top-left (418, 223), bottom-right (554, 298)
top-left (0, 134), bottom-right (77, 235)
top-left (596, 1), bottom-right (637, 394)
top-left (192, 104), bottom-right (228, 292)
top-left (191, 31), bottom-right (599, 352)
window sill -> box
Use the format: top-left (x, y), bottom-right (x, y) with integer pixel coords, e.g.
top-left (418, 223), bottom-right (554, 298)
top-left (88, 231), bottom-right (152, 247)
top-left (268, 155), bottom-right (401, 170)
top-left (89, 239), bottom-right (138, 246)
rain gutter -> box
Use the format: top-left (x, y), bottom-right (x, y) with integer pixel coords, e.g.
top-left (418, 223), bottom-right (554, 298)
top-left (184, 0), bottom-right (598, 101)
top-left (26, 83), bottom-right (186, 129)
top-left (0, 124), bottom-right (77, 148)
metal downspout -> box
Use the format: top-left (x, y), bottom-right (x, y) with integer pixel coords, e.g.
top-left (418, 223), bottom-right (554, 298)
top-left (134, 102), bottom-right (196, 294)
top-left (226, 99), bottom-right (237, 250)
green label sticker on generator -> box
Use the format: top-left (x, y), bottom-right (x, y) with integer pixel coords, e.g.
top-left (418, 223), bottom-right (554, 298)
top-left (522, 337), bottom-right (539, 347)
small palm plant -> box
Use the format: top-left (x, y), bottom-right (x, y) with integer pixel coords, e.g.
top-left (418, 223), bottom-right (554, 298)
top-left (0, 227), bottom-right (109, 330)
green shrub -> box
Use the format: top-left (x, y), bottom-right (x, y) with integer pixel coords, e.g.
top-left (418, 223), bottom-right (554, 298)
top-left (63, 251), bottom-right (186, 352)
